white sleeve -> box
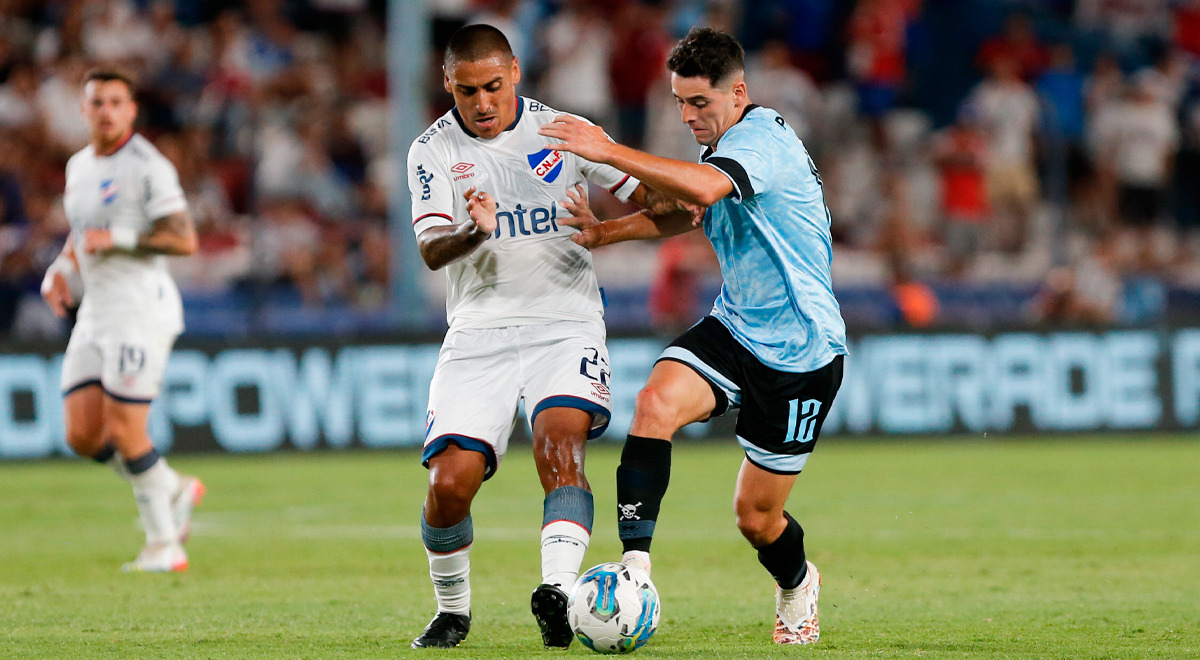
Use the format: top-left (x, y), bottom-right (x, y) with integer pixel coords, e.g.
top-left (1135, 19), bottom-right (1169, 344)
top-left (144, 157), bottom-right (188, 220)
top-left (408, 138), bottom-right (457, 236)
top-left (571, 120), bottom-right (640, 202)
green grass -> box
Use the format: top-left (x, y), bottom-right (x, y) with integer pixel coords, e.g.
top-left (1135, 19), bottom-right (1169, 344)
top-left (1, 437), bottom-right (1198, 658)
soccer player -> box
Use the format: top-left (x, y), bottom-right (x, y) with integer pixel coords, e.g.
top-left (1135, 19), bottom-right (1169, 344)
top-left (406, 25), bottom-right (695, 649)
top-left (40, 68), bottom-right (203, 573)
top-left (538, 28), bottom-right (848, 645)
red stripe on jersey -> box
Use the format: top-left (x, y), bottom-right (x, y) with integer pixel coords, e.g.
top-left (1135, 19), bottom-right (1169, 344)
top-left (608, 174), bottom-right (631, 194)
top-left (413, 212), bottom-right (453, 225)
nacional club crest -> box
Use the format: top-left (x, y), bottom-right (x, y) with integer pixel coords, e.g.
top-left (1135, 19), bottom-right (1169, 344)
top-left (527, 148), bottom-right (563, 183)
top-left (100, 179), bottom-right (120, 205)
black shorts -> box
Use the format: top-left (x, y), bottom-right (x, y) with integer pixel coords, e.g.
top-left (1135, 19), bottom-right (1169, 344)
top-left (658, 317), bottom-right (844, 475)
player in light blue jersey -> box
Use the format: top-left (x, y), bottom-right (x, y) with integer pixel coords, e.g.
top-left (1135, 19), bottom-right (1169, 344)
top-left (539, 27), bottom-right (846, 645)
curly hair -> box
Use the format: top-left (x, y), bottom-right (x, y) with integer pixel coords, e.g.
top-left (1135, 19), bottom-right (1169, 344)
top-left (666, 27), bottom-right (745, 87)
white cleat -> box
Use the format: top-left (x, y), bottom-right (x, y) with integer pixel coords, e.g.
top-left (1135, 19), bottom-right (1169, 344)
top-left (172, 476), bottom-right (205, 544)
top-left (621, 551), bottom-right (652, 578)
top-left (774, 560), bottom-right (821, 644)
top-left (122, 542), bottom-right (188, 573)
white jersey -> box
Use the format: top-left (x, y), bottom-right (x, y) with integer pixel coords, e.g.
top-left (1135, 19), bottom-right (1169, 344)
top-left (408, 96), bottom-right (639, 331)
top-left (63, 133), bottom-right (188, 333)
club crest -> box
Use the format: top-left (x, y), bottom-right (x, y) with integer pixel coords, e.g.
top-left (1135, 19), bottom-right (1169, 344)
top-left (527, 148), bottom-right (563, 183)
top-left (100, 179), bottom-right (120, 205)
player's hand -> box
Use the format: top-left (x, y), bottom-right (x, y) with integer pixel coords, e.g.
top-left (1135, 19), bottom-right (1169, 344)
top-left (538, 115), bottom-right (616, 163)
top-left (463, 186), bottom-right (498, 235)
top-left (687, 202), bottom-right (707, 227)
top-left (82, 228), bottom-right (114, 254)
top-left (41, 271), bottom-right (73, 318)
top-left (560, 184), bottom-right (605, 249)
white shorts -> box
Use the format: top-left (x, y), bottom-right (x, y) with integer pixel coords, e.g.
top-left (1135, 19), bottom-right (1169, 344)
top-left (60, 320), bottom-right (179, 403)
top-left (422, 320), bottom-right (612, 480)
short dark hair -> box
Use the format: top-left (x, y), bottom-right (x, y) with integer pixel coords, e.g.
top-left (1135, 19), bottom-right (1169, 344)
top-left (83, 67), bottom-right (137, 96)
top-left (667, 27), bottom-right (745, 87)
top-left (444, 24), bottom-right (513, 67)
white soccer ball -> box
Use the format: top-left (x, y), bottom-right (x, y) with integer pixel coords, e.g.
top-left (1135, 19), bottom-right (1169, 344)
top-left (567, 562), bottom-right (661, 654)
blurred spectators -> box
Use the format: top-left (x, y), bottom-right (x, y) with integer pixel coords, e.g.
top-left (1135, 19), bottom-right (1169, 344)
top-left (976, 11), bottom-right (1049, 82)
top-left (846, 0), bottom-right (919, 150)
top-left (969, 55), bottom-right (1040, 254)
top-left (1090, 72), bottom-right (1180, 269)
top-left (3, 0), bottom-right (1200, 340)
top-left (537, 0), bottom-right (613, 126)
top-left (931, 103), bottom-right (991, 278)
top-left (610, 0), bottom-right (672, 148)
top-left (745, 39), bottom-right (822, 143)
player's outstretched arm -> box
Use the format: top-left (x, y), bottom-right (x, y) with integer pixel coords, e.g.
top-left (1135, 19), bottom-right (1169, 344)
top-left (561, 184), bottom-right (700, 250)
top-left (539, 115), bottom-right (733, 207)
top-left (417, 187), bottom-right (495, 271)
top-left (81, 211), bottom-right (198, 256)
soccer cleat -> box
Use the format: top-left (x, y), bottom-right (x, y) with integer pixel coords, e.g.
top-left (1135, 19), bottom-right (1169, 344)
top-left (121, 542), bottom-right (188, 573)
top-left (412, 611), bottom-right (471, 649)
top-left (172, 475), bottom-right (206, 544)
top-left (773, 560), bottom-right (821, 644)
top-left (530, 583), bottom-right (573, 648)
top-left (621, 550), bottom-right (652, 577)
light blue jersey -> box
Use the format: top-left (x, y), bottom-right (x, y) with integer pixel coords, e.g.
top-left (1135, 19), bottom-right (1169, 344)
top-left (699, 104), bottom-right (847, 373)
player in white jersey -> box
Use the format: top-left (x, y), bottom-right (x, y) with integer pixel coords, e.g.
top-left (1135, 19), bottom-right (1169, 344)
top-left (40, 68), bottom-right (204, 573)
top-left (407, 25), bottom-right (698, 650)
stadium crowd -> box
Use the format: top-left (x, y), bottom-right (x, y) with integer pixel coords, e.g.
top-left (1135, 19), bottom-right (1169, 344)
top-left (1, 0), bottom-right (1199, 339)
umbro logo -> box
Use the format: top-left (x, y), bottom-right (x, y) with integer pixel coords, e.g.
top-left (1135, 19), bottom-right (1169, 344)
top-left (451, 162), bottom-right (475, 181)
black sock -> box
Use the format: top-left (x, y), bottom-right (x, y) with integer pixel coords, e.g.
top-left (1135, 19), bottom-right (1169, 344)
top-left (616, 435), bottom-right (672, 553)
top-left (91, 443), bottom-right (116, 464)
top-left (756, 511), bottom-right (808, 589)
top-left (125, 448), bottom-right (160, 475)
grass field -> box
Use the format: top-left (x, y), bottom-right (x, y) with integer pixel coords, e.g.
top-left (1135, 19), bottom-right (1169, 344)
top-left (2, 436), bottom-right (1198, 659)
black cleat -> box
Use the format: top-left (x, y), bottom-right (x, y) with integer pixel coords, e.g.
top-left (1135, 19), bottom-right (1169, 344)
top-left (531, 583), bottom-right (573, 648)
top-left (412, 611), bottom-right (471, 649)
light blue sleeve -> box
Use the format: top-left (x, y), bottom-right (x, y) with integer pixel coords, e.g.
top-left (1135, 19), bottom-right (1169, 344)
top-left (702, 120), bottom-right (776, 202)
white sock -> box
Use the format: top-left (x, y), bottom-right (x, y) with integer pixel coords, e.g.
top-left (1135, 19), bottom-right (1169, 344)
top-left (622, 550), bottom-right (652, 576)
top-left (106, 454), bottom-right (131, 481)
top-left (541, 520), bottom-right (590, 589)
top-left (128, 458), bottom-right (180, 546)
top-left (427, 546), bottom-right (471, 615)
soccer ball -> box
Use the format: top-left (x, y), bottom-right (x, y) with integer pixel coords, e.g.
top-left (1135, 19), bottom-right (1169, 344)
top-left (567, 562), bottom-right (661, 654)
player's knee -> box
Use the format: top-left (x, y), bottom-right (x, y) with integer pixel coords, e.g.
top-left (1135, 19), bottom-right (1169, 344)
top-left (633, 385), bottom-right (684, 435)
top-left (64, 425), bottom-right (102, 456)
top-left (427, 468), bottom-right (479, 515)
top-left (733, 502), bottom-right (775, 546)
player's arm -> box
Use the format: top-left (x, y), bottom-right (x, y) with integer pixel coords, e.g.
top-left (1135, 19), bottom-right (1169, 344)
top-left (417, 187), bottom-right (496, 271)
top-left (41, 232), bottom-right (79, 318)
top-left (82, 211), bottom-right (198, 256)
top-left (540, 115), bottom-right (734, 207)
top-left (561, 184), bottom-right (701, 250)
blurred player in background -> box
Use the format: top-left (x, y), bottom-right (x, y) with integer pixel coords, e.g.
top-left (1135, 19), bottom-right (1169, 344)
top-left (407, 24), bottom-right (695, 650)
top-left (540, 27), bottom-right (847, 645)
top-left (41, 68), bottom-right (203, 573)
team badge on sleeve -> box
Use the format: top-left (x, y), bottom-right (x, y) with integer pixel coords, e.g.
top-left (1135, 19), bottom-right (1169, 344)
top-left (527, 149), bottom-right (564, 183)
